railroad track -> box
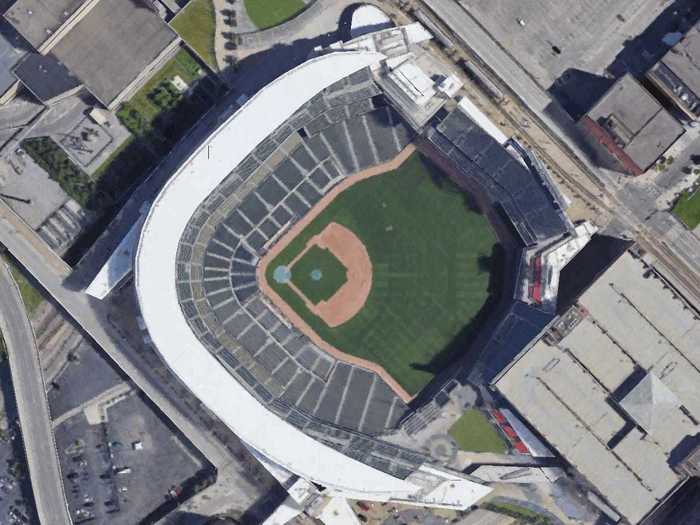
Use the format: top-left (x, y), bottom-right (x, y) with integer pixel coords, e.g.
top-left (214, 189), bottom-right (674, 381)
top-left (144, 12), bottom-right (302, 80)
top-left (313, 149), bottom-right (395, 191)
top-left (412, 0), bottom-right (700, 307)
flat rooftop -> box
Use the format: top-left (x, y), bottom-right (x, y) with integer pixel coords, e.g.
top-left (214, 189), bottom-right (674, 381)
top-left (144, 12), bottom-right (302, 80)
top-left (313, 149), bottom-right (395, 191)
top-left (456, 0), bottom-right (664, 88)
top-left (586, 74), bottom-right (684, 170)
top-left (0, 20), bottom-right (26, 94)
top-left (497, 252), bottom-right (700, 524)
top-left (659, 22), bottom-right (700, 97)
top-left (3, 0), bottom-right (88, 49)
top-left (50, 0), bottom-right (177, 107)
top-left (13, 52), bottom-right (80, 102)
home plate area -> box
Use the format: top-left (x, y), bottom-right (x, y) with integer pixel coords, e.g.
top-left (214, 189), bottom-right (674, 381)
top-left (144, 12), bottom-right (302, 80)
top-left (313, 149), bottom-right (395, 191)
top-left (285, 222), bottom-right (372, 328)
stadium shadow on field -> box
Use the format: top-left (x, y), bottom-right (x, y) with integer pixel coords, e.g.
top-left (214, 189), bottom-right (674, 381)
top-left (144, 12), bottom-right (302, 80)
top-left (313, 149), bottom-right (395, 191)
top-left (423, 154), bottom-right (484, 215)
top-left (408, 243), bottom-right (506, 377)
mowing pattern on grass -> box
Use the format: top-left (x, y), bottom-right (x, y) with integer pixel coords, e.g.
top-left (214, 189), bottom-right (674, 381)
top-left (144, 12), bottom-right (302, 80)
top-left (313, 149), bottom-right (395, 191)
top-left (266, 153), bottom-right (497, 395)
top-left (244, 0), bottom-right (306, 30)
top-left (171, 0), bottom-right (217, 70)
top-left (672, 188), bottom-right (700, 229)
top-left (290, 246), bottom-right (347, 304)
top-left (448, 409), bottom-right (506, 453)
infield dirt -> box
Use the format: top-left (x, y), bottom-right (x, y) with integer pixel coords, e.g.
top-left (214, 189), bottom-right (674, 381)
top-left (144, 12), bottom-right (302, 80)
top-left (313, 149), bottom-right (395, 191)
top-left (259, 145), bottom-right (497, 397)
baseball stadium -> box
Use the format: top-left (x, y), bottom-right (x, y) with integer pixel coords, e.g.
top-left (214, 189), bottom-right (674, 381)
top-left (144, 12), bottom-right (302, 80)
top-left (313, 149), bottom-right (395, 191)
top-left (134, 21), bottom-right (594, 516)
top-left (260, 148), bottom-right (497, 398)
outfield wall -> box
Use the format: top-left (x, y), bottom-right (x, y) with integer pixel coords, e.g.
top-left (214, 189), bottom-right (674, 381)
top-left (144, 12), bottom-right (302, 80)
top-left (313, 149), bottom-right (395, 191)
top-left (136, 49), bottom-right (491, 506)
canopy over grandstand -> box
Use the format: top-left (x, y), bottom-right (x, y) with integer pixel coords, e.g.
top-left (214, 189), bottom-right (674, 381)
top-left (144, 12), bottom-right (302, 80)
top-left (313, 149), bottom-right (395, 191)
top-left (135, 49), bottom-right (491, 506)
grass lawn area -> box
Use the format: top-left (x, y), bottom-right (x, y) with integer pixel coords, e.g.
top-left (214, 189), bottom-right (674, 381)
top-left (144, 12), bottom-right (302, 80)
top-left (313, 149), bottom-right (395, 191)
top-left (483, 502), bottom-right (552, 524)
top-left (290, 246), bottom-right (347, 304)
top-left (4, 259), bottom-right (43, 316)
top-left (448, 409), bottom-right (506, 453)
top-left (244, 0), bottom-right (306, 30)
top-left (267, 153), bottom-right (498, 395)
top-left (672, 188), bottom-right (700, 229)
top-left (117, 48), bottom-right (203, 129)
top-left (171, 0), bottom-right (217, 70)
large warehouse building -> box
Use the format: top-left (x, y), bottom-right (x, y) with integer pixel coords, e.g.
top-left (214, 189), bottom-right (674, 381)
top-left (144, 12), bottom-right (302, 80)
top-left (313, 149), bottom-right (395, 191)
top-left (497, 251), bottom-right (700, 524)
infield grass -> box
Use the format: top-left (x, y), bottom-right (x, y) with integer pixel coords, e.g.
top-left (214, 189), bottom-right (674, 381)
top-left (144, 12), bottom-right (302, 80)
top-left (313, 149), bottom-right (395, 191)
top-left (291, 246), bottom-right (347, 304)
top-left (244, 0), bottom-right (306, 30)
top-left (266, 153), bottom-right (497, 395)
top-left (448, 409), bottom-right (507, 453)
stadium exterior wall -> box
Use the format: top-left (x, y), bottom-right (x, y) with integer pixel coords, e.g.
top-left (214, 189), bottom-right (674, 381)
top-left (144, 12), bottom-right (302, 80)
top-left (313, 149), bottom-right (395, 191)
top-left (135, 50), bottom-right (425, 495)
top-left (135, 50), bottom-right (491, 508)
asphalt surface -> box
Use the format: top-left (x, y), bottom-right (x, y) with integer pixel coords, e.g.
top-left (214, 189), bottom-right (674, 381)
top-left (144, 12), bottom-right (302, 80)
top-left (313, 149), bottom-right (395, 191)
top-left (425, 0), bottom-right (552, 112)
top-left (0, 261), bottom-right (71, 524)
top-left (0, 200), bottom-right (262, 512)
top-left (48, 338), bottom-right (123, 421)
top-left (421, 0), bottom-right (700, 307)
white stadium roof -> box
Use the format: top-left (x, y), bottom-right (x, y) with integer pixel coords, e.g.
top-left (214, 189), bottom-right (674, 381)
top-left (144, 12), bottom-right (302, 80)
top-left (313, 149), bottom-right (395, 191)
top-left (135, 49), bottom-right (490, 504)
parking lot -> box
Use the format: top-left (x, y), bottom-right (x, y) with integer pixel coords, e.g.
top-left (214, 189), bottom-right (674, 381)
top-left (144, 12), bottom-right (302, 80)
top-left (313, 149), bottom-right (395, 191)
top-left (550, 0), bottom-right (700, 118)
top-left (49, 337), bottom-right (211, 524)
top-left (55, 392), bottom-right (209, 524)
top-left (460, 0), bottom-right (664, 87)
top-left (48, 338), bottom-right (124, 420)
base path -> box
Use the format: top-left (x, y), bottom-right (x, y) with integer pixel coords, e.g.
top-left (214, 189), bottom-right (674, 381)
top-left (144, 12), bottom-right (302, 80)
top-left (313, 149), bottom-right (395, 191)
top-left (258, 145), bottom-right (415, 402)
top-left (292, 222), bottom-right (372, 327)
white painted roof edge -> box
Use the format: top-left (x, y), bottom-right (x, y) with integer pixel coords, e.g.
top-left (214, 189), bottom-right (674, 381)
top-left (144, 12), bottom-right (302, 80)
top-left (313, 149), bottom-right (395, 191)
top-left (501, 408), bottom-right (554, 458)
top-left (350, 5), bottom-right (392, 39)
top-left (457, 96), bottom-right (509, 145)
top-left (134, 50), bottom-right (430, 495)
top-left (261, 496), bottom-right (304, 525)
top-left (86, 214), bottom-right (145, 299)
top-left (404, 21), bottom-right (433, 44)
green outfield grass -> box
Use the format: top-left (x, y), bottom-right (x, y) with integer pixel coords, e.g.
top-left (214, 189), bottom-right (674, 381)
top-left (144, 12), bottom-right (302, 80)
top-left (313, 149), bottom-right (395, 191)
top-left (266, 153), bottom-right (498, 395)
top-left (448, 409), bottom-right (507, 453)
top-left (290, 246), bottom-right (347, 304)
top-left (244, 0), bottom-right (306, 30)
top-left (672, 188), bottom-right (700, 229)
top-left (171, 0), bottom-right (217, 70)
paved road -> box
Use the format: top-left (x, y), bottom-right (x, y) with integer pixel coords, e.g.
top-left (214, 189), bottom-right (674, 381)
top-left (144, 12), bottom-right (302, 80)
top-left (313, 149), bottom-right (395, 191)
top-left (421, 0), bottom-right (700, 306)
top-left (71, 0), bottom-right (413, 290)
top-left (425, 0), bottom-right (552, 112)
top-left (0, 262), bottom-right (71, 525)
top-left (0, 201), bottom-right (262, 511)
top-left (70, 86), bottom-right (248, 288)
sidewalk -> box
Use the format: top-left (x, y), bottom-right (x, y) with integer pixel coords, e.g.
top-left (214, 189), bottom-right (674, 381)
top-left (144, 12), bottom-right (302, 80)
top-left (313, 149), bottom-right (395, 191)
top-left (212, 0), bottom-right (256, 71)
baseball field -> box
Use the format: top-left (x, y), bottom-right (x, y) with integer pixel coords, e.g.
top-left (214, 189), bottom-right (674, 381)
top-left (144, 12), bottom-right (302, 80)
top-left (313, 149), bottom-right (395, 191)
top-left (265, 153), bottom-right (498, 395)
top-left (290, 245), bottom-right (348, 304)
